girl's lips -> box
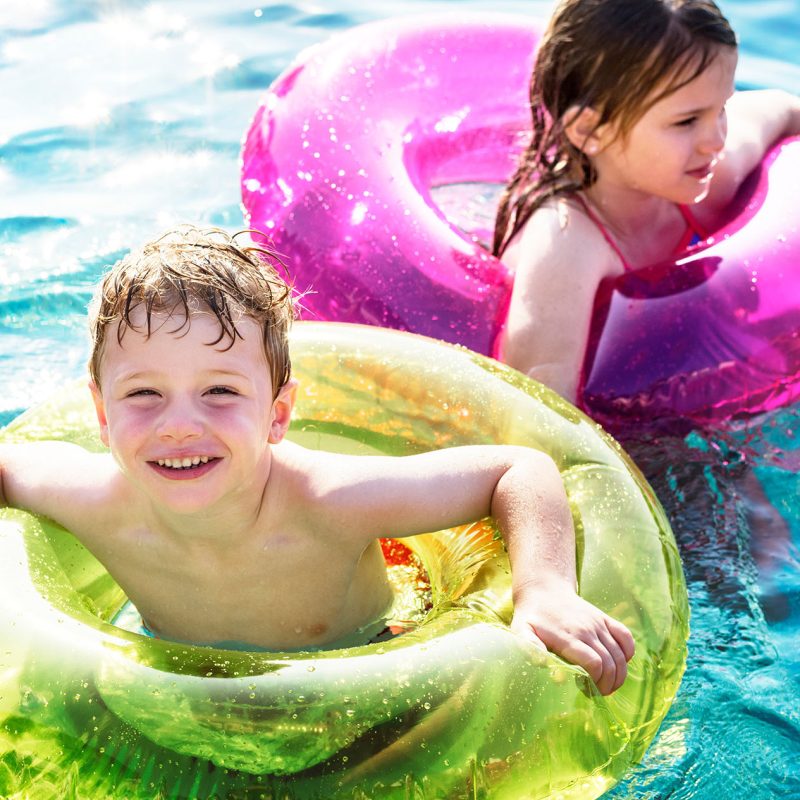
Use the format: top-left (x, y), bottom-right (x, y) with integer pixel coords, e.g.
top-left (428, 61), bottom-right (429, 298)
top-left (687, 162), bottom-right (715, 180)
top-left (147, 457), bottom-right (221, 481)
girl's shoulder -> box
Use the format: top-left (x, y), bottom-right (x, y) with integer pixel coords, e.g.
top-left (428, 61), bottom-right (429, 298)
top-left (502, 194), bottom-right (622, 282)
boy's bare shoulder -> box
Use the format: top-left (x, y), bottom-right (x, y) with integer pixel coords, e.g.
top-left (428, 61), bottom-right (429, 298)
top-left (271, 441), bottom-right (357, 508)
top-left (270, 442), bottom-right (506, 546)
top-left (0, 440), bottom-right (130, 535)
top-left (270, 442), bottom-right (401, 543)
top-left (0, 439), bottom-right (116, 476)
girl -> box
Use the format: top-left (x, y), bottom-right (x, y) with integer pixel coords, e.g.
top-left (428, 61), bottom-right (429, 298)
top-left (493, 0), bottom-right (800, 403)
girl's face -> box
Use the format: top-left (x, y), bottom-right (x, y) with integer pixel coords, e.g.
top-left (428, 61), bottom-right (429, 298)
top-left (594, 46), bottom-right (738, 205)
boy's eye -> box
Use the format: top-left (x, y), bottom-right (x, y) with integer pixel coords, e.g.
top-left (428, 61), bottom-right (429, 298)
top-left (127, 388), bottom-right (159, 397)
top-left (207, 386), bottom-right (238, 396)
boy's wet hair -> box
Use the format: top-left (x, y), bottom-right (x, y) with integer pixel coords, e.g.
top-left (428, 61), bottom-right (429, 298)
top-left (88, 225), bottom-right (295, 396)
top-left (493, 0), bottom-right (737, 256)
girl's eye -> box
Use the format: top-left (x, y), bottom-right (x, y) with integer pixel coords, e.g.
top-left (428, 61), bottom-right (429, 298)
top-left (675, 116), bottom-right (697, 128)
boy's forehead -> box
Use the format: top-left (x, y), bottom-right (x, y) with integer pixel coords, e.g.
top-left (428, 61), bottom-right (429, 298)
top-left (100, 306), bottom-right (268, 372)
top-left (118, 302), bottom-right (255, 336)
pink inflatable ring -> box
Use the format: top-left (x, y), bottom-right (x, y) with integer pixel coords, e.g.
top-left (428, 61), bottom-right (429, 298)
top-left (241, 14), bottom-right (800, 427)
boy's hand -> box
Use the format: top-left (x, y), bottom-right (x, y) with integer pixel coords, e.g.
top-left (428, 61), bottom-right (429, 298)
top-left (510, 580), bottom-right (635, 696)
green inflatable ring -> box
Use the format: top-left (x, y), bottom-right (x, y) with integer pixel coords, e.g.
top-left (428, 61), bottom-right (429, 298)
top-left (0, 322), bottom-right (688, 800)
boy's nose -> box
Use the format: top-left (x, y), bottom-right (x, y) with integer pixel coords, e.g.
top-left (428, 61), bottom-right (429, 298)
top-left (156, 401), bottom-right (203, 441)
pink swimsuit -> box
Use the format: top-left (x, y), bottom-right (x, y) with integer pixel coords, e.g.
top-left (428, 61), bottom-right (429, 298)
top-left (575, 195), bottom-right (709, 272)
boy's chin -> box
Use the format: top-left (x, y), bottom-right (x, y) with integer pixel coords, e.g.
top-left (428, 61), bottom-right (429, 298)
top-left (140, 471), bottom-right (227, 515)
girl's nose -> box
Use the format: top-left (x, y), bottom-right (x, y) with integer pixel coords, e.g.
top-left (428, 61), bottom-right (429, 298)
top-left (700, 114), bottom-right (727, 155)
top-left (156, 399), bottom-right (203, 441)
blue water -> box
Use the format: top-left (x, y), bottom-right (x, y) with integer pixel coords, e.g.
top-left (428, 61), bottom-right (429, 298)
top-left (0, 1), bottom-right (798, 798)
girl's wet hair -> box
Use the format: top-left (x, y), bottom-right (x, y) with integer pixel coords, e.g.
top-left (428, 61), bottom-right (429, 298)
top-left (493, 0), bottom-right (737, 256)
top-left (88, 225), bottom-right (295, 396)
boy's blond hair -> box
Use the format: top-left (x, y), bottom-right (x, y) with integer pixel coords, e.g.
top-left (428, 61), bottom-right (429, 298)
top-left (88, 226), bottom-right (294, 395)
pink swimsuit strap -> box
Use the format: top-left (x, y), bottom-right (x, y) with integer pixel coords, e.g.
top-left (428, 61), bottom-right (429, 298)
top-left (574, 195), bottom-right (708, 272)
top-left (675, 204), bottom-right (710, 249)
top-left (573, 194), bottom-right (632, 271)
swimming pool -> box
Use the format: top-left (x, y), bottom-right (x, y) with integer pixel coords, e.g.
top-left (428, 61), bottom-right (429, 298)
top-left (0, 1), bottom-right (798, 797)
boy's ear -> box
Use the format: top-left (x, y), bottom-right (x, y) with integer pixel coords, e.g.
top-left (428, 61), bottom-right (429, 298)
top-left (562, 105), bottom-right (606, 155)
top-left (88, 381), bottom-right (110, 448)
top-left (268, 378), bottom-right (298, 444)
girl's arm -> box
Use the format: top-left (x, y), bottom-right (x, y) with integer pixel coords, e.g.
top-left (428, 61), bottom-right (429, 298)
top-left (500, 201), bottom-right (619, 404)
top-left (310, 443), bottom-right (634, 694)
top-left (706, 89), bottom-right (800, 213)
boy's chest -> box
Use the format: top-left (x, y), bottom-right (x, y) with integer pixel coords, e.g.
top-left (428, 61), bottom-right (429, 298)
top-left (103, 527), bottom-right (389, 648)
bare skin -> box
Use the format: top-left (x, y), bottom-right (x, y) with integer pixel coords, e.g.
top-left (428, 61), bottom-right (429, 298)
top-left (500, 47), bottom-right (800, 401)
top-left (0, 309), bottom-right (634, 695)
top-left (499, 51), bottom-right (800, 626)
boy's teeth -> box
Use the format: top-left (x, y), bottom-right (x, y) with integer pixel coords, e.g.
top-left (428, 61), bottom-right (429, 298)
top-left (157, 456), bottom-right (211, 469)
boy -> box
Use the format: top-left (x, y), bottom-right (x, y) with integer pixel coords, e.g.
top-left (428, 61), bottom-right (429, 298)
top-left (0, 226), bottom-right (633, 696)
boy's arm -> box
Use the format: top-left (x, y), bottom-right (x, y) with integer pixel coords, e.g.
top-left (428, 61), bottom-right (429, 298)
top-left (489, 448), bottom-right (634, 696)
top-left (313, 445), bottom-right (634, 695)
top-left (0, 442), bottom-right (119, 538)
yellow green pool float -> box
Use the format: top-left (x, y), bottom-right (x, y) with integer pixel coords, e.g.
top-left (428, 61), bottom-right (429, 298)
top-left (0, 322), bottom-right (688, 799)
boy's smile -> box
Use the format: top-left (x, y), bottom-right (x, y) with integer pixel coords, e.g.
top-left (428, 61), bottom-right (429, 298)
top-left (150, 455), bottom-right (219, 480)
top-left (90, 306), bottom-right (288, 517)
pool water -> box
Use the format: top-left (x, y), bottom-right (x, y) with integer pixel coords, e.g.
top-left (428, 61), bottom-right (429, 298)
top-left (0, 1), bottom-right (798, 798)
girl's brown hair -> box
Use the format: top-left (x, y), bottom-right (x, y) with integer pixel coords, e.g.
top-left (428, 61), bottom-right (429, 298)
top-left (493, 0), bottom-right (736, 256)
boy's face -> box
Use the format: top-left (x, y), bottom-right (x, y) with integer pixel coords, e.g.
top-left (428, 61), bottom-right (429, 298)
top-left (90, 306), bottom-right (295, 516)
